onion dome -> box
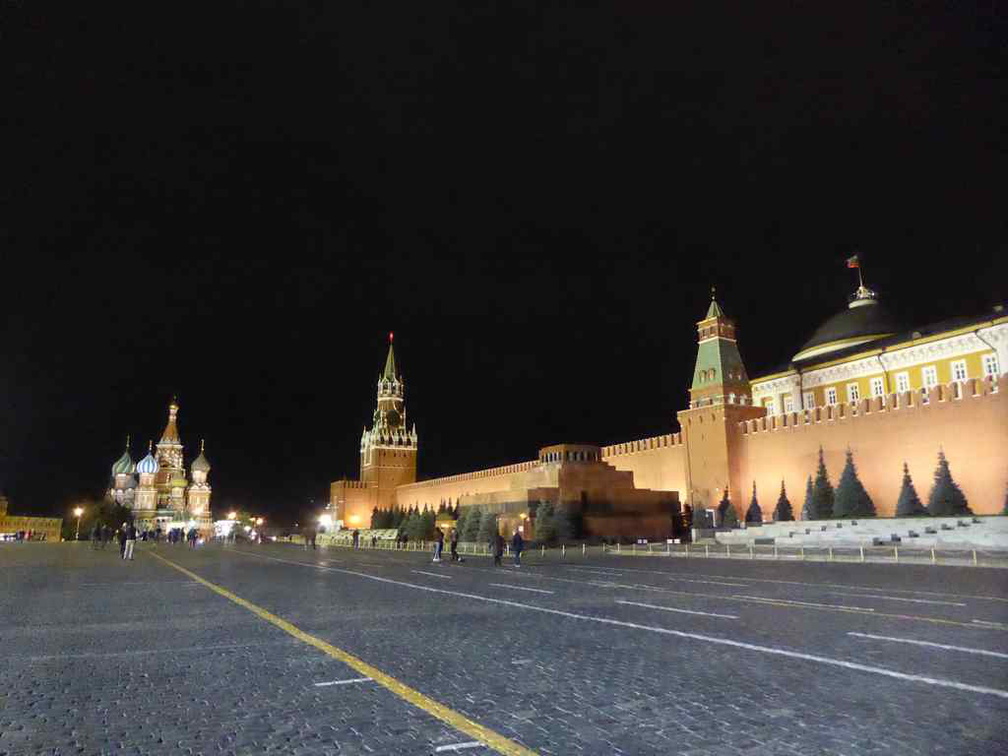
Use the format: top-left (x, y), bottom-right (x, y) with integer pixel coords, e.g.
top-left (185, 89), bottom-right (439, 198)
top-left (136, 441), bottom-right (159, 475)
top-left (111, 436), bottom-right (134, 476)
top-left (191, 440), bottom-right (211, 474)
top-left (792, 286), bottom-right (900, 363)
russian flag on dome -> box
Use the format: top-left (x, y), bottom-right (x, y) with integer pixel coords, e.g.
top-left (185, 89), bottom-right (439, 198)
top-left (846, 254), bottom-right (860, 269)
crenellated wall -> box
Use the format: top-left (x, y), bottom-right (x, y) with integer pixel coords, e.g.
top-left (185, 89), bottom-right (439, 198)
top-left (394, 459), bottom-right (542, 511)
top-left (601, 433), bottom-right (688, 495)
top-left (736, 376), bottom-right (1008, 517)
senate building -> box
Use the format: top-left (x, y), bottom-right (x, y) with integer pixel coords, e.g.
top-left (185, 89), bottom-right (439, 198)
top-left (107, 398), bottom-right (213, 532)
top-left (329, 279), bottom-right (1007, 539)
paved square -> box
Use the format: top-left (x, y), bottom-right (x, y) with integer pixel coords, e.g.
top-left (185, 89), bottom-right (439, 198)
top-left (2, 542), bottom-right (1006, 754)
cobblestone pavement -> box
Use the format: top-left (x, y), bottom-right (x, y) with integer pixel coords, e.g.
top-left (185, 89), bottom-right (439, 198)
top-left (2, 542), bottom-right (1006, 755)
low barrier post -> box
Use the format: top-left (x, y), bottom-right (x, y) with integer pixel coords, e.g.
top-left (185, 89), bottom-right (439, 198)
top-left (894, 546), bottom-right (898, 563)
top-left (860, 546), bottom-right (864, 562)
top-left (973, 549), bottom-right (978, 566)
top-left (705, 544), bottom-right (709, 558)
top-left (931, 548), bottom-right (936, 564)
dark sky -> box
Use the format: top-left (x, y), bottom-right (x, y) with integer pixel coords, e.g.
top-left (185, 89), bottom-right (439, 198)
top-left (3, 3), bottom-right (1005, 522)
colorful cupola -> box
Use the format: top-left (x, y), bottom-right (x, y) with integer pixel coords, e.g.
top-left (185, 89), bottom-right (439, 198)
top-left (136, 441), bottom-right (160, 475)
top-left (688, 288), bottom-right (752, 408)
top-left (160, 396), bottom-right (181, 444)
top-left (111, 436), bottom-right (134, 476)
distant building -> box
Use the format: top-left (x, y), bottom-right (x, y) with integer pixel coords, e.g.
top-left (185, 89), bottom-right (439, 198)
top-left (330, 276), bottom-right (1007, 535)
top-left (107, 398), bottom-right (213, 531)
top-left (0, 494), bottom-right (62, 541)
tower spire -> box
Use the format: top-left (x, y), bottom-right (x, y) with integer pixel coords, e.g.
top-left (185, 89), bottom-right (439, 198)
top-left (382, 332), bottom-right (398, 381)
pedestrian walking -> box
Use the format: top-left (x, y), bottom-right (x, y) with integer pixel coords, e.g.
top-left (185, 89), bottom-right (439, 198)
top-left (123, 522), bottom-right (137, 560)
top-left (101, 524), bottom-right (111, 549)
top-left (432, 528), bottom-right (444, 563)
top-left (352, 529), bottom-right (360, 549)
top-left (90, 522), bottom-right (101, 549)
top-left (493, 532), bottom-right (504, 567)
top-left (450, 528), bottom-right (460, 562)
top-left (118, 525), bottom-right (128, 558)
top-left (511, 528), bottom-right (524, 567)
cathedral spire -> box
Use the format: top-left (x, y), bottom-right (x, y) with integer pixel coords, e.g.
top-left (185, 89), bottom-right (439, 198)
top-left (160, 397), bottom-right (181, 444)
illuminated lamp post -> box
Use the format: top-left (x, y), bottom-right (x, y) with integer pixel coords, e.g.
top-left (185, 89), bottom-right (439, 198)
top-left (73, 507), bottom-right (84, 541)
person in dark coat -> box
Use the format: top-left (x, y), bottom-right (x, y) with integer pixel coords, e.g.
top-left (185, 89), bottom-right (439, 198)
top-left (511, 528), bottom-right (524, 567)
top-left (118, 525), bottom-right (128, 558)
top-left (432, 528), bottom-right (444, 563)
top-left (449, 528), bottom-right (459, 562)
top-left (123, 522), bottom-right (137, 560)
top-left (90, 522), bottom-right (102, 549)
top-left (493, 532), bottom-right (505, 567)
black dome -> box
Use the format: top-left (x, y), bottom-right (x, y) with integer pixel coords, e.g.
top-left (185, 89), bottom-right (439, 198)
top-left (793, 299), bottom-right (900, 363)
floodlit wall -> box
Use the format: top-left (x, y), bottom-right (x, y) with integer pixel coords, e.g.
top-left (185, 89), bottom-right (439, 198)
top-left (736, 376), bottom-right (1008, 517)
top-left (600, 433), bottom-right (688, 495)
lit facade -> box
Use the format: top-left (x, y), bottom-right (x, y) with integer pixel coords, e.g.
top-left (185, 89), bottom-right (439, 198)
top-left (330, 284), bottom-right (1007, 536)
top-left (106, 399), bottom-right (213, 531)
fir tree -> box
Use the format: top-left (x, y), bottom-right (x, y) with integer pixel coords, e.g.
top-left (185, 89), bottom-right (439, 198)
top-left (554, 505), bottom-right (581, 542)
top-left (895, 462), bottom-right (927, 516)
top-left (773, 480), bottom-right (793, 521)
top-left (477, 509), bottom-right (498, 543)
top-left (454, 507), bottom-right (469, 538)
top-left (534, 502), bottom-right (558, 544)
top-left (462, 506), bottom-right (482, 542)
top-left (927, 450), bottom-right (972, 516)
top-left (370, 506), bottom-right (379, 529)
top-left (745, 482), bottom-right (762, 523)
top-left (801, 476), bottom-right (814, 520)
top-left (1003, 484), bottom-right (1008, 515)
top-left (810, 447), bottom-right (835, 519)
top-left (834, 448), bottom-right (876, 518)
top-left (718, 487), bottom-right (739, 528)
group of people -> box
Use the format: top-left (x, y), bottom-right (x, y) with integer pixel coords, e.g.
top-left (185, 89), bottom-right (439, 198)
top-left (4, 530), bottom-right (47, 542)
top-left (431, 526), bottom-right (523, 566)
top-left (88, 521), bottom-right (202, 559)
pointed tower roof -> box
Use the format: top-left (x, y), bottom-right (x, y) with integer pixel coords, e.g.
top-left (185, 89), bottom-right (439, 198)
top-left (688, 292), bottom-right (752, 407)
top-left (706, 287), bottom-right (725, 319)
top-left (159, 396), bottom-right (181, 444)
top-left (382, 332), bottom-right (398, 380)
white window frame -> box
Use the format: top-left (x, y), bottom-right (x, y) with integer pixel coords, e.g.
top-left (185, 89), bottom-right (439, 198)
top-left (951, 359), bottom-right (968, 382)
top-left (783, 395), bottom-right (794, 413)
top-left (847, 382), bottom-right (860, 404)
top-left (922, 365), bottom-right (938, 389)
top-left (983, 353), bottom-right (1000, 377)
top-left (764, 399), bottom-right (776, 416)
top-left (826, 387), bottom-right (837, 406)
top-left (871, 377), bottom-right (885, 397)
top-left (896, 372), bottom-right (910, 393)
top-left (803, 391), bottom-right (815, 409)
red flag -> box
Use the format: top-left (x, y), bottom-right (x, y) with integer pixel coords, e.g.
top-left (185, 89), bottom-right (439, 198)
top-left (846, 255), bottom-right (859, 269)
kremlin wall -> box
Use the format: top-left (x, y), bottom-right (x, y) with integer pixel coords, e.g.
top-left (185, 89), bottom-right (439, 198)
top-left (330, 282), bottom-right (1007, 539)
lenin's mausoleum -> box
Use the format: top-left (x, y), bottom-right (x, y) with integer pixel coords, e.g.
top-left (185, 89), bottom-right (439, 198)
top-left (330, 281), bottom-right (1007, 539)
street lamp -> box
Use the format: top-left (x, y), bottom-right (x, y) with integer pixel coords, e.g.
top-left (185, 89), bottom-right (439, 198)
top-left (73, 507), bottom-right (84, 541)
top-left (227, 511), bottom-right (237, 520)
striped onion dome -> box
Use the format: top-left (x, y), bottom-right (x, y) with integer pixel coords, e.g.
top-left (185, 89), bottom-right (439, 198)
top-left (111, 448), bottom-right (134, 476)
top-left (136, 450), bottom-right (159, 475)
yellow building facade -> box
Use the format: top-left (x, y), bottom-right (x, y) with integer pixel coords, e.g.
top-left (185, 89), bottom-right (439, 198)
top-left (0, 495), bottom-right (62, 541)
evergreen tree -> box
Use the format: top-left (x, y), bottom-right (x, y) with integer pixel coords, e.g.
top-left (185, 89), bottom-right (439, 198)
top-left (895, 462), bottom-right (927, 516)
top-left (462, 506), bottom-right (482, 542)
top-left (438, 501), bottom-right (446, 514)
top-left (801, 476), bottom-right (814, 520)
top-left (454, 506), bottom-right (469, 538)
top-left (927, 450), bottom-right (972, 516)
top-left (718, 488), bottom-right (739, 528)
top-left (422, 508), bottom-right (436, 539)
top-left (393, 508), bottom-right (405, 528)
top-left (554, 505), bottom-right (582, 542)
top-left (1003, 484), bottom-right (1008, 516)
top-left (370, 506), bottom-right (378, 529)
top-left (745, 482), bottom-right (762, 523)
top-left (834, 448), bottom-right (876, 518)
top-left (773, 480), bottom-right (793, 521)
top-left (477, 509), bottom-right (498, 543)
top-left (534, 502), bottom-right (558, 544)
top-left (810, 447), bottom-right (835, 519)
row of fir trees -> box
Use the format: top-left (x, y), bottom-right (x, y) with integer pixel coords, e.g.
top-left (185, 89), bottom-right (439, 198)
top-left (723, 448), bottom-right (976, 526)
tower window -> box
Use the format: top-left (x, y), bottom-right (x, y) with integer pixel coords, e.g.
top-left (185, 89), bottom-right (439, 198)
top-left (922, 365), bottom-right (938, 389)
top-left (871, 377), bottom-right (885, 397)
top-left (847, 383), bottom-right (860, 404)
top-left (803, 391), bottom-right (815, 409)
top-left (826, 387), bottom-right (837, 406)
top-left (896, 372), bottom-right (910, 393)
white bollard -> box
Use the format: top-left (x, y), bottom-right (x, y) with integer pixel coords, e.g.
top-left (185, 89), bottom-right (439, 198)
top-left (973, 549), bottom-right (978, 565)
top-left (931, 548), bottom-right (936, 564)
top-left (705, 544), bottom-right (709, 558)
top-left (829, 547), bottom-right (833, 562)
top-left (894, 546), bottom-right (898, 563)
top-left (541, 545), bottom-right (545, 556)
top-left (726, 544), bottom-right (730, 558)
top-left (562, 544), bottom-right (566, 558)
top-left (800, 546), bottom-right (805, 560)
top-left (750, 544), bottom-right (754, 560)
top-left (860, 546), bottom-right (865, 562)
top-left (617, 542), bottom-right (621, 554)
top-left (582, 543), bottom-right (586, 556)
top-left (773, 544), bottom-right (777, 559)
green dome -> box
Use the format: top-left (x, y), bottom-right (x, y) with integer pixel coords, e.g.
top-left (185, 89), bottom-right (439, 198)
top-left (111, 449), bottom-right (134, 476)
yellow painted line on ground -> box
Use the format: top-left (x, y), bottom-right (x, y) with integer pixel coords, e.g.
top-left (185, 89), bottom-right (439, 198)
top-left (150, 552), bottom-right (536, 756)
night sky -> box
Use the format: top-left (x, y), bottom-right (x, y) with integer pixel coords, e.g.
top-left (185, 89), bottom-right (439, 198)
top-left (4, 4), bottom-right (1005, 523)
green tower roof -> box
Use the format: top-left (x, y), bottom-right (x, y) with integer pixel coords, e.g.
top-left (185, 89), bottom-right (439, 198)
top-left (382, 335), bottom-right (398, 380)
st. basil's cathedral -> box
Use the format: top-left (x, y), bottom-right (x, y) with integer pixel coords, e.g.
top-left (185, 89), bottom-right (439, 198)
top-left (107, 398), bottom-right (213, 531)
